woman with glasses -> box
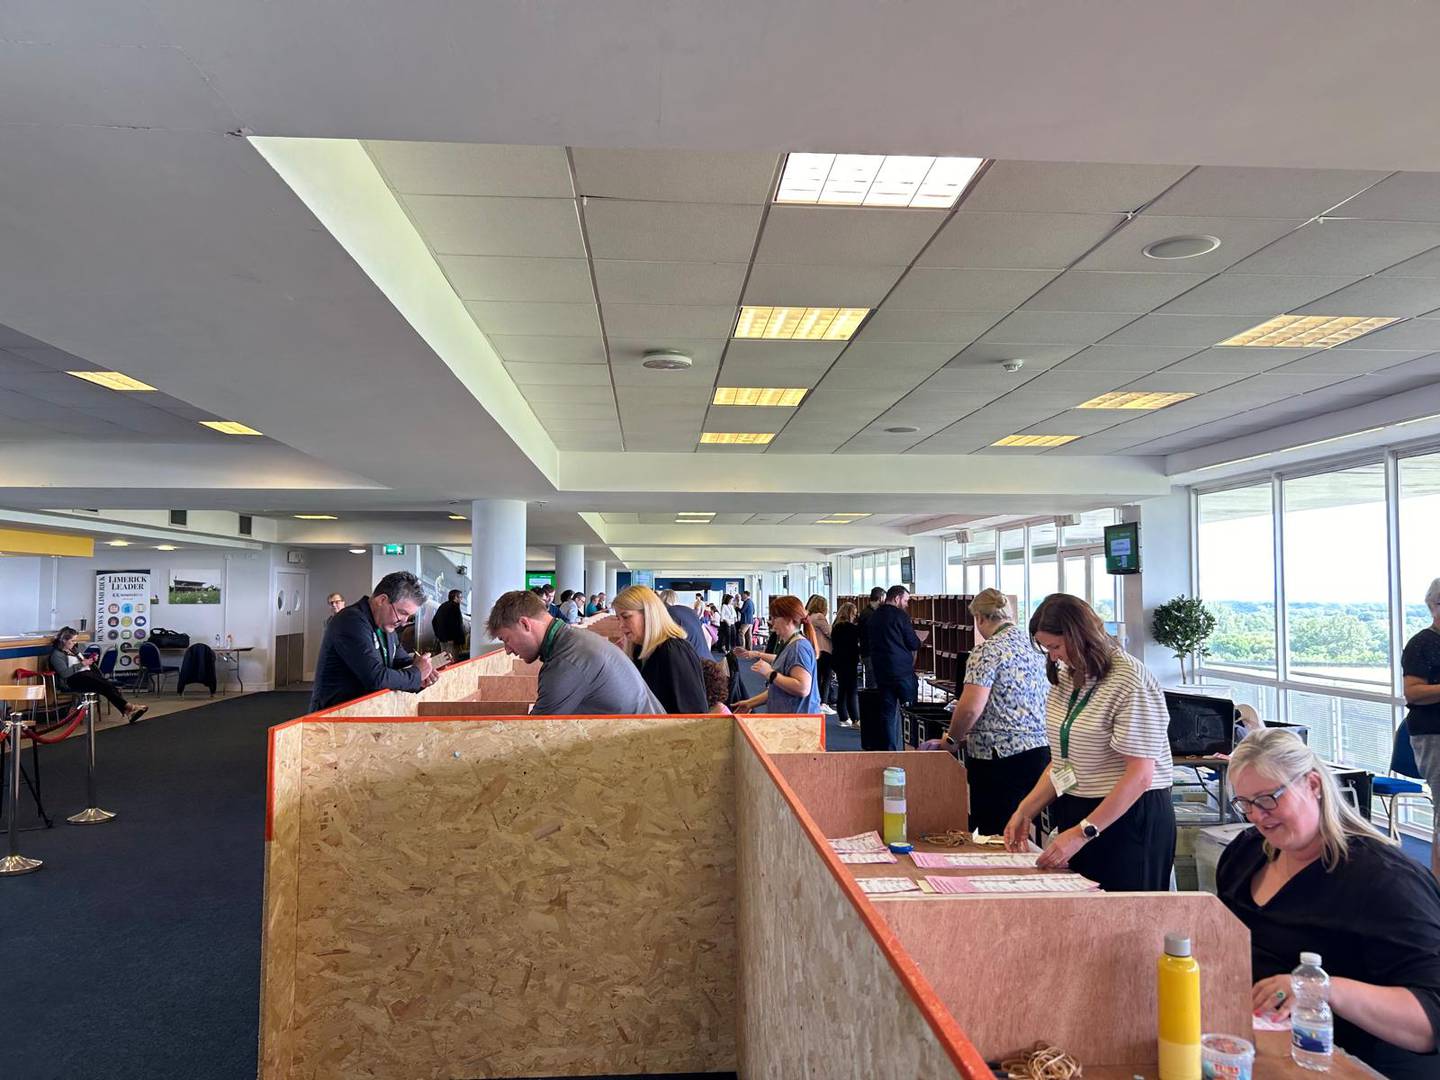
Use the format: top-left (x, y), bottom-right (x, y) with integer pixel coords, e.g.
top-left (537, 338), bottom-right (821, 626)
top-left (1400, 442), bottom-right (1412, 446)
top-left (1217, 729), bottom-right (1440, 1078)
top-left (1003, 594), bottom-right (1175, 891)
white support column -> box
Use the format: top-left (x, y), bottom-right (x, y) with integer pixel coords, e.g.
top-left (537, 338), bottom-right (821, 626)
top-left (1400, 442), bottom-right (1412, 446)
top-left (606, 567), bottom-right (619, 598)
top-left (1121, 492), bottom-right (1192, 685)
top-left (555, 544), bottom-right (586, 598)
top-left (471, 499), bottom-right (527, 637)
top-left (585, 559), bottom-right (607, 600)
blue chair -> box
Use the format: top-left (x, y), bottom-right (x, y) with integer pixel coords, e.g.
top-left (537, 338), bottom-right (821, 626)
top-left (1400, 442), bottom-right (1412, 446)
top-left (99, 648), bottom-right (142, 690)
top-left (137, 642), bottom-right (179, 694)
top-left (1372, 718), bottom-right (1430, 840)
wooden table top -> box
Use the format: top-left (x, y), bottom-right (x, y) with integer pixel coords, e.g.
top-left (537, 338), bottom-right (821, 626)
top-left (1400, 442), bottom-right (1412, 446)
top-left (1084, 1030), bottom-right (1383, 1078)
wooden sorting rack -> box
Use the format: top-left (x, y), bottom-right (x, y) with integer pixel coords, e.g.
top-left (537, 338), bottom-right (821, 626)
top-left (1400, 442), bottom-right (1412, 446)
top-left (837, 594), bottom-right (975, 685)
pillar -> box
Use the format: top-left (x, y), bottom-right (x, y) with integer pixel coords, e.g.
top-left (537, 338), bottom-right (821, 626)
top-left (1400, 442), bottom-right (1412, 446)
top-left (606, 568), bottom-right (619, 598)
top-left (912, 537), bottom-right (945, 594)
top-left (1120, 493), bottom-right (1192, 686)
top-left (555, 544), bottom-right (585, 597)
top-left (585, 559), bottom-right (607, 599)
top-left (471, 499), bottom-right (527, 638)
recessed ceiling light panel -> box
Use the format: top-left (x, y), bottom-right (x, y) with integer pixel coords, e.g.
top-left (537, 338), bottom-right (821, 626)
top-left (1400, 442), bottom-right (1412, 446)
top-left (106, 539), bottom-right (131, 547)
top-left (155, 544), bottom-right (178, 551)
top-left (734, 306), bottom-right (869, 341)
top-left (700, 432), bottom-right (775, 445)
top-left (348, 547), bottom-right (367, 554)
top-left (1142, 235), bottom-right (1222, 260)
top-left (67, 370), bottom-right (158, 392)
top-left (1217, 314), bottom-right (1398, 349)
top-left (200, 420), bottom-right (263, 436)
top-left (712, 386), bottom-right (808, 407)
top-left (992, 434), bottom-right (1079, 447)
top-left (294, 514), bottom-right (338, 520)
top-left (776, 153), bottom-right (985, 209)
top-left (1077, 391), bottom-right (1197, 410)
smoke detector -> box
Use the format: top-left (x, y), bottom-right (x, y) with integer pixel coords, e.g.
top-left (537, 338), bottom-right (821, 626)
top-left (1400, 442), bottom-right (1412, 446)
top-left (642, 349), bottom-right (693, 370)
top-left (1000, 358), bottom-right (1024, 373)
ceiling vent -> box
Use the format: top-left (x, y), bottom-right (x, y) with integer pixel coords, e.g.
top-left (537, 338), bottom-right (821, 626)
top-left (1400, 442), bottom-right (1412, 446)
top-left (169, 510), bottom-right (188, 527)
top-left (642, 349), bottom-right (693, 370)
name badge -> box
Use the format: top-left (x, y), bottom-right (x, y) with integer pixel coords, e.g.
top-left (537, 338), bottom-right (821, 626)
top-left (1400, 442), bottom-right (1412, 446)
top-left (1050, 761), bottom-right (1078, 795)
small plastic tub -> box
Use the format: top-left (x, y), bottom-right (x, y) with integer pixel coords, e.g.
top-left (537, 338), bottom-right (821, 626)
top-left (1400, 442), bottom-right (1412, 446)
top-left (1201, 1033), bottom-right (1255, 1080)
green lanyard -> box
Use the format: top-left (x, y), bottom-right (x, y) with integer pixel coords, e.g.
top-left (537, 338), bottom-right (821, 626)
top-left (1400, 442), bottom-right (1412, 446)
top-left (1058, 683), bottom-right (1097, 761)
top-left (539, 617), bottom-right (564, 662)
top-left (373, 628), bottom-right (390, 667)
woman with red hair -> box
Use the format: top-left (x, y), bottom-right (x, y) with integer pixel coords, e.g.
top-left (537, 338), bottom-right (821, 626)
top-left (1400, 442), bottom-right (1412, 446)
top-left (734, 595), bottom-right (819, 714)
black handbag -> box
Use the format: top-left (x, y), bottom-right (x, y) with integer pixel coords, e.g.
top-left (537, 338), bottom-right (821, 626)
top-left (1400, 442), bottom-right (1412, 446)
top-left (149, 627), bottom-right (191, 649)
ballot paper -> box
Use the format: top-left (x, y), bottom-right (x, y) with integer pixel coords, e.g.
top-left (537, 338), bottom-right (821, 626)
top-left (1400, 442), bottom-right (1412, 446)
top-left (1252, 1012), bottom-right (1290, 1032)
top-left (828, 831), bottom-right (888, 853)
top-left (856, 876), bottom-right (922, 895)
top-left (910, 851), bottom-right (1040, 869)
top-left (924, 873), bottom-right (1099, 895)
top-left (837, 850), bottom-right (898, 864)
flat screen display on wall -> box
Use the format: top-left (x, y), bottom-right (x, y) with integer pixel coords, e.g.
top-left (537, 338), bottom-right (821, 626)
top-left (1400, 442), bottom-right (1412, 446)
top-left (1104, 522), bottom-right (1141, 575)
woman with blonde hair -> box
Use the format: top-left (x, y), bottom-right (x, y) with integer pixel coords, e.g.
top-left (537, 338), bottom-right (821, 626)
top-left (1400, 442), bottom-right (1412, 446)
top-left (735, 595), bottom-right (819, 715)
top-left (831, 601), bottom-right (862, 728)
top-left (932, 588), bottom-right (1050, 834)
top-left (806, 594), bottom-right (834, 706)
top-left (611, 585), bottom-right (707, 713)
top-left (1217, 728), bottom-right (1440, 1077)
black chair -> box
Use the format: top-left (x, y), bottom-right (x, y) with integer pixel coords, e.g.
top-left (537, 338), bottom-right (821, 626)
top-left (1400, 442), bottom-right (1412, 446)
top-left (137, 642), bottom-right (179, 694)
top-left (176, 642), bottom-right (218, 696)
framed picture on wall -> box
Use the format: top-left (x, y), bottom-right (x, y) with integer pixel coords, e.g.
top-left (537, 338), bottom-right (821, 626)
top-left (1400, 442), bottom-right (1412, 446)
top-left (169, 568), bottom-right (223, 605)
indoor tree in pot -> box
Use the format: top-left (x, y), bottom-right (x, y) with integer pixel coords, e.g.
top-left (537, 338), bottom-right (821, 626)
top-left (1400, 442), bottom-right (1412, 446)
top-left (1151, 595), bottom-right (1217, 684)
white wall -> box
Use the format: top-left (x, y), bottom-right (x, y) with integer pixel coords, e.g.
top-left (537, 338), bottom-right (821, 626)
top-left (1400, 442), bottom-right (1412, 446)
top-left (912, 538), bottom-right (945, 594)
top-left (302, 548), bottom-right (376, 677)
top-left (55, 549), bottom-right (276, 690)
top-left (0, 557), bottom-right (44, 636)
top-left (1122, 492), bottom-right (1192, 685)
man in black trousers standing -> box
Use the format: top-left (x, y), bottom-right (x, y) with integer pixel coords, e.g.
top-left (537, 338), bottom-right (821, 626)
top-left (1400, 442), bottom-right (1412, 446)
top-left (863, 585), bottom-right (922, 751)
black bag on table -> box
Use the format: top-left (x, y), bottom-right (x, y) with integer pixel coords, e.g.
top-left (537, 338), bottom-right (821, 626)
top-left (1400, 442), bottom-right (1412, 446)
top-left (148, 628), bottom-right (190, 649)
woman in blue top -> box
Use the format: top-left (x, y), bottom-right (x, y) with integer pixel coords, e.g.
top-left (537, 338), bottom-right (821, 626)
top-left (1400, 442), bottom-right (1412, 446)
top-left (735, 595), bottom-right (819, 715)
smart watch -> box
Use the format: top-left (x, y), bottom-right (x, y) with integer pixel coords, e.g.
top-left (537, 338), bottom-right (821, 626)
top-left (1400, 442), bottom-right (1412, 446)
top-left (1079, 818), bottom-right (1101, 840)
top-left (767, 671), bottom-right (779, 686)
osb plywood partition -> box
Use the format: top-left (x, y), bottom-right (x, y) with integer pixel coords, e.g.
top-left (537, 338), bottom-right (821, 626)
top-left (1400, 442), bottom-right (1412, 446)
top-left (739, 714), bottom-right (825, 754)
top-left (473, 674), bottom-right (539, 700)
top-left (735, 731), bottom-right (981, 1080)
top-left (415, 698), bottom-right (532, 716)
top-left (270, 716), bottom-right (739, 1079)
top-left (317, 649), bottom-right (514, 720)
top-left (879, 893), bottom-right (1253, 1066)
top-left (771, 751), bottom-right (968, 839)
top-left (259, 721), bottom-right (303, 1080)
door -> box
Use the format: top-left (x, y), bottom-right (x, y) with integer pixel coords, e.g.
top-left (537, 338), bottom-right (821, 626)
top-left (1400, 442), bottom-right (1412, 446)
top-left (273, 570), bottom-right (307, 688)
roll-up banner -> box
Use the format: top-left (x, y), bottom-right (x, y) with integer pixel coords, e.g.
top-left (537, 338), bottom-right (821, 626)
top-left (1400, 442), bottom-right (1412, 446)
top-left (95, 570), bottom-right (153, 677)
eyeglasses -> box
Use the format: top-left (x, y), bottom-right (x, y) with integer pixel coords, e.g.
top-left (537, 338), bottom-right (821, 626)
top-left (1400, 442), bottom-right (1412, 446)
top-left (1229, 783), bottom-right (1291, 817)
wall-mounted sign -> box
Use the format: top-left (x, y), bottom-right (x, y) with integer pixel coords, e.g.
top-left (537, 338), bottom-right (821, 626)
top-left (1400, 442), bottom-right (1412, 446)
top-left (382, 544), bottom-right (406, 556)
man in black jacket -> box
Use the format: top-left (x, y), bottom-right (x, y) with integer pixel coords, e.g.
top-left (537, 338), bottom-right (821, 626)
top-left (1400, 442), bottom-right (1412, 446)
top-left (864, 585), bottom-right (922, 751)
top-left (431, 589), bottom-right (469, 659)
top-left (855, 586), bottom-right (886, 686)
top-left (310, 572), bottom-right (439, 711)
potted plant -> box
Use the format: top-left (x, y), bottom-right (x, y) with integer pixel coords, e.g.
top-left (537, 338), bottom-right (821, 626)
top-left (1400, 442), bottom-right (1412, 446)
top-left (1151, 595), bottom-right (1217, 684)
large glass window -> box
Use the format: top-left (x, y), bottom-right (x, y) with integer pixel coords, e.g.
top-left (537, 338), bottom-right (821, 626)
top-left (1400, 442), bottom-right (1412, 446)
top-left (1283, 464), bottom-right (1390, 688)
top-left (1399, 450), bottom-right (1440, 644)
top-left (999, 527), bottom-right (1025, 619)
top-left (1197, 484), bottom-right (1277, 675)
top-left (1028, 522), bottom-right (1059, 609)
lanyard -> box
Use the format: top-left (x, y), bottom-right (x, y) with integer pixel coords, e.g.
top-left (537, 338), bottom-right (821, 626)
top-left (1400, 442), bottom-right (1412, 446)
top-left (1059, 683), bottom-right (1097, 760)
top-left (539, 617), bottom-right (564, 662)
top-left (373, 627), bottom-right (390, 667)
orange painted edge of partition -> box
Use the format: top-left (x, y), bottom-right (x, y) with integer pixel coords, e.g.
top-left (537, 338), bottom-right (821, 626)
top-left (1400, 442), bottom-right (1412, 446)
top-left (734, 719), bottom-right (995, 1080)
top-left (262, 649), bottom-right (823, 840)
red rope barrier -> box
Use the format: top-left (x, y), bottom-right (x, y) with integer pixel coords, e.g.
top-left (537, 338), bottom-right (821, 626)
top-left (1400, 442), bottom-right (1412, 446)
top-left (25, 708), bottom-right (86, 744)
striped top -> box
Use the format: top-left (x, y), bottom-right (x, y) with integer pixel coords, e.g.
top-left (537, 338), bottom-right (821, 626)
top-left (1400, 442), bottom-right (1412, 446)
top-left (1045, 649), bottom-right (1173, 798)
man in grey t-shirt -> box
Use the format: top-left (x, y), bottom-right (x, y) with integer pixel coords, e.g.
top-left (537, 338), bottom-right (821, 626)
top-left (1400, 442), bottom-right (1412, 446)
top-left (486, 590), bottom-right (662, 715)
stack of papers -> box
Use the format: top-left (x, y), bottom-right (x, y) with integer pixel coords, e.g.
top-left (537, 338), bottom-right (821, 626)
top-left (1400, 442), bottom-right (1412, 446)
top-left (828, 831), bottom-right (897, 865)
top-left (924, 873), bottom-right (1099, 895)
top-left (855, 877), bottom-right (922, 895)
top-left (910, 851), bottom-right (1040, 869)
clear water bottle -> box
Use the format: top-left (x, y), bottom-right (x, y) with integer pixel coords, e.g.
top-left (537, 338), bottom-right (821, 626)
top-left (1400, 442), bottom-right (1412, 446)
top-left (1291, 952), bottom-right (1333, 1071)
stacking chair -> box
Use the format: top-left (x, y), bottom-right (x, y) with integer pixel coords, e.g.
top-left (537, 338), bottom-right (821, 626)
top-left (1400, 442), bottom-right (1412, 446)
top-left (137, 642), bottom-right (179, 694)
top-left (1372, 718), bottom-right (1430, 840)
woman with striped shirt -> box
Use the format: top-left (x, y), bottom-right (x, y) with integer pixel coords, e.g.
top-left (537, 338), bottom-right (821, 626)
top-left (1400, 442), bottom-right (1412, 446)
top-left (1003, 594), bottom-right (1176, 892)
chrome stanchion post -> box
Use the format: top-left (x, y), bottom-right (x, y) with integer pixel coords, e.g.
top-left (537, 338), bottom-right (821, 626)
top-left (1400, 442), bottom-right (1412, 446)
top-left (0, 699), bottom-right (42, 875)
top-left (68, 694), bottom-right (115, 825)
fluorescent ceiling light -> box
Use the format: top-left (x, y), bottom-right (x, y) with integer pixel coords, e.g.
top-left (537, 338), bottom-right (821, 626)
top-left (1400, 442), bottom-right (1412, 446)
top-left (1077, 391), bottom-right (1197, 410)
top-left (992, 434), bottom-right (1079, 448)
top-left (106, 539), bottom-right (131, 547)
top-left (712, 386), bottom-right (808, 407)
top-left (700, 432), bottom-right (775, 445)
top-left (1217, 314), bottom-right (1398, 349)
top-left (200, 420), bottom-right (263, 436)
top-left (815, 518), bottom-right (853, 524)
top-left (676, 511), bottom-right (716, 518)
top-left (776, 153), bottom-right (985, 209)
top-left (294, 514), bottom-right (337, 520)
top-left (829, 512), bottom-right (872, 518)
top-left (67, 370), bottom-right (157, 392)
top-left (734, 306), bottom-right (868, 341)
top-left (348, 547), bottom-right (367, 554)
top-left (155, 544), bottom-right (178, 551)
top-left (447, 514), bottom-right (467, 521)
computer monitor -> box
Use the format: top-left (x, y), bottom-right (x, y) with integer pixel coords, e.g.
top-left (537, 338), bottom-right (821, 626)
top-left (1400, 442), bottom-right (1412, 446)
top-left (1164, 690), bottom-right (1237, 756)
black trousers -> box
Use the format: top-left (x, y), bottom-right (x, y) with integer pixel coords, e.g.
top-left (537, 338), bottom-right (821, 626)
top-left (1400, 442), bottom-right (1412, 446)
top-left (717, 623), bottom-right (730, 651)
top-left (964, 744), bottom-right (1051, 836)
top-left (835, 661), bottom-right (860, 726)
top-left (1052, 787), bottom-right (1176, 892)
top-left (66, 669), bottom-right (129, 712)
top-left (815, 651), bottom-right (833, 705)
top-left (870, 676), bottom-right (916, 751)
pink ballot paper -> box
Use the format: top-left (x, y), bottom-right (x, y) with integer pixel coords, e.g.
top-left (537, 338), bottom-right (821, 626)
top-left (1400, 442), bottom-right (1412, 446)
top-left (924, 873), bottom-right (1099, 895)
top-left (910, 851), bottom-right (1039, 869)
top-left (828, 831), bottom-right (887, 853)
top-left (856, 877), bottom-right (922, 895)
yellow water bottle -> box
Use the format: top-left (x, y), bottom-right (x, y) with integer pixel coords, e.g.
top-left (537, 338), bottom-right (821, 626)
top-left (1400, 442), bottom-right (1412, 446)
top-left (1158, 932), bottom-right (1201, 1080)
top-left (882, 766), bottom-right (907, 846)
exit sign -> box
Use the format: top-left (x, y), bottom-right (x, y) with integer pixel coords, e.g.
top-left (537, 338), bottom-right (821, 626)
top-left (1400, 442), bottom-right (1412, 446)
top-left (382, 544), bottom-right (406, 556)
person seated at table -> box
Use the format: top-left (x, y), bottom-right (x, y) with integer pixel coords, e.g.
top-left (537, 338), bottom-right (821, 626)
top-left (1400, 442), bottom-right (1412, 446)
top-left (1217, 728), bottom-right (1440, 1079)
top-left (611, 585), bottom-right (707, 714)
top-left (48, 627), bottom-right (148, 723)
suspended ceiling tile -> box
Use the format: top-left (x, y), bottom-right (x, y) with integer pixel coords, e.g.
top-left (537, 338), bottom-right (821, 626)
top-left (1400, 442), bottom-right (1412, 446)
top-left (1376, 247), bottom-right (1440, 278)
top-left (517, 384), bottom-right (619, 404)
top-left (918, 212), bottom-right (1123, 270)
top-left (820, 360), bottom-right (943, 389)
top-left (1158, 346), bottom-right (1305, 373)
top-left (505, 362), bottom-right (614, 386)
top-left (1077, 216), bottom-right (1303, 274)
top-left (1142, 167), bottom-right (1389, 219)
top-left (486, 335), bottom-right (608, 364)
top-left (1266, 348), bottom-right (1433, 376)
top-left (1233, 219), bottom-right (1440, 276)
top-left (571, 148), bottom-right (779, 204)
top-left (742, 263), bottom-right (907, 307)
top-left (1330, 318), bottom-right (1440, 351)
top-left (1057, 345), bottom-right (1200, 371)
top-left (403, 195), bottom-right (584, 257)
top-left (593, 260), bottom-right (747, 306)
top-left (1328, 173), bottom-right (1440, 222)
top-left (857, 309), bottom-right (1003, 344)
top-left (1292, 276), bottom-right (1440, 317)
top-left (528, 400), bottom-right (620, 421)
top-left (366, 141), bottom-right (575, 197)
top-left (755, 206), bottom-right (945, 266)
top-left (885, 268), bottom-right (1058, 311)
top-left (837, 341), bottom-right (963, 368)
top-left (962, 161), bottom-right (1191, 214)
top-left (464, 300), bottom-right (601, 337)
top-left (1021, 271), bottom-right (1208, 313)
top-left (1158, 273), bottom-right (1361, 316)
top-left (703, 405), bottom-right (793, 434)
top-left (439, 255), bottom-right (594, 303)
top-left (1099, 313), bottom-right (1261, 347)
top-left (724, 340), bottom-right (847, 366)
top-left (601, 303), bottom-right (739, 339)
top-left (945, 341), bottom-right (1081, 369)
top-left (584, 199), bottom-right (763, 262)
top-left (1119, 371), bottom-right (1249, 393)
top-left (979, 310), bottom-right (1135, 345)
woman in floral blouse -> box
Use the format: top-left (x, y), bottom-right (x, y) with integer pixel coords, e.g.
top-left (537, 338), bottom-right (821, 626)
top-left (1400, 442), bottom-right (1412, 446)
top-left (940, 589), bottom-right (1051, 834)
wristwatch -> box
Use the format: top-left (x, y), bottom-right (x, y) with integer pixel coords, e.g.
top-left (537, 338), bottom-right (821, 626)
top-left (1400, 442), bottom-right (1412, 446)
top-left (1079, 818), bottom-right (1101, 841)
top-left (767, 670), bottom-right (779, 685)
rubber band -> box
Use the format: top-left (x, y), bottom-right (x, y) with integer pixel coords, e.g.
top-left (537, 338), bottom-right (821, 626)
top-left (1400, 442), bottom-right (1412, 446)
top-left (1000, 1042), bottom-right (1083, 1080)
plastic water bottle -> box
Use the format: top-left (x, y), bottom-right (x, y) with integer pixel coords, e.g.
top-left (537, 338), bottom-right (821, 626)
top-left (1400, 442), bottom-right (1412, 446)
top-left (1291, 952), bottom-right (1333, 1071)
top-left (882, 766), bottom-right (907, 846)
